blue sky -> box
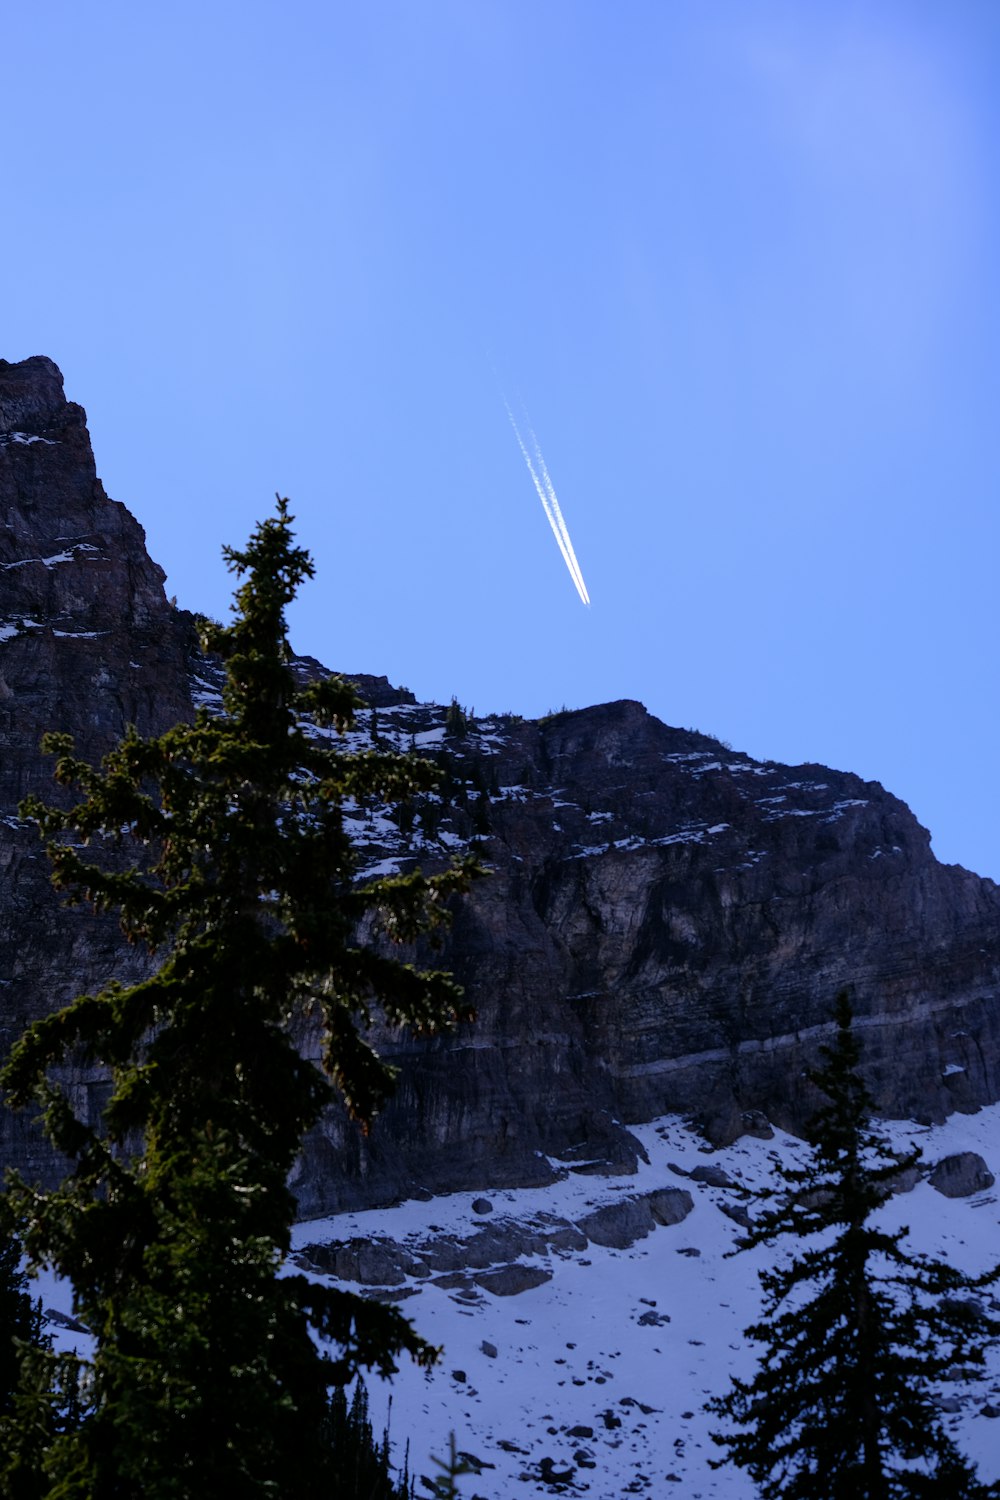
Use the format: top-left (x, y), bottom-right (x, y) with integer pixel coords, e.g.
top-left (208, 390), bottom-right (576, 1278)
top-left (4, 1), bottom-right (1000, 878)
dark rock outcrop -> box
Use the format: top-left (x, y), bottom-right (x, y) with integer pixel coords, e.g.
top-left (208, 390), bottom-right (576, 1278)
top-left (577, 1190), bottom-right (694, 1249)
top-left (296, 1189), bottom-right (693, 1293)
top-left (928, 1152), bottom-right (995, 1198)
top-left (474, 1264), bottom-right (551, 1297)
top-left (0, 357), bottom-right (196, 1187)
top-left (295, 692), bottom-right (1000, 1210)
top-left (3, 356), bottom-right (1000, 1218)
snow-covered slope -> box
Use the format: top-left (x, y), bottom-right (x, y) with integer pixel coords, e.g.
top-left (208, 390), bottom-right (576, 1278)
top-left (288, 1107), bottom-right (1000, 1498)
top-left (32, 1103), bottom-right (1000, 1494)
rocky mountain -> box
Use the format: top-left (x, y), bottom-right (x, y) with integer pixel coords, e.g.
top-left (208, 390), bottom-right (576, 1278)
top-left (3, 355), bottom-right (1000, 1218)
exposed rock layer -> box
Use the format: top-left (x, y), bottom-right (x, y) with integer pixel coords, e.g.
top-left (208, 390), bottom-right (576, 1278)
top-left (3, 357), bottom-right (1000, 1217)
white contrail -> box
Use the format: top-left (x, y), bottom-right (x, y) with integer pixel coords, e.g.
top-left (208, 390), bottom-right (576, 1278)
top-left (508, 408), bottom-right (589, 607)
top-left (524, 419), bottom-right (590, 605)
top-left (503, 402), bottom-right (578, 590)
top-left (504, 400), bottom-right (590, 606)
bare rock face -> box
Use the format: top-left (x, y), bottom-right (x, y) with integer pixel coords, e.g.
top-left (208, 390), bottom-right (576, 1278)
top-left (4, 356), bottom-right (1000, 1219)
top-left (0, 357), bottom-right (197, 1187)
top-left (0, 357), bottom-right (191, 792)
top-left (295, 699), bottom-right (1000, 1211)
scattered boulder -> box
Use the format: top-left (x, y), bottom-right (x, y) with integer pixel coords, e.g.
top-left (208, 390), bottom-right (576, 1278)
top-left (456, 1450), bottom-right (493, 1474)
top-left (888, 1151), bottom-right (921, 1195)
top-left (471, 1197), bottom-right (493, 1215)
top-left (474, 1263), bottom-right (552, 1297)
top-left (689, 1164), bottom-right (736, 1189)
top-left (928, 1152), bottom-right (994, 1199)
top-left (577, 1188), bottom-right (693, 1249)
top-left (538, 1456), bottom-right (575, 1486)
top-left (647, 1188), bottom-right (695, 1226)
top-left (577, 1199), bottom-right (651, 1249)
top-left (740, 1110), bottom-right (774, 1140)
top-left (481, 1340), bottom-right (498, 1359)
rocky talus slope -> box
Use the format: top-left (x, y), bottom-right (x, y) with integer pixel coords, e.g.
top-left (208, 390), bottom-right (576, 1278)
top-left (3, 356), bottom-right (1000, 1217)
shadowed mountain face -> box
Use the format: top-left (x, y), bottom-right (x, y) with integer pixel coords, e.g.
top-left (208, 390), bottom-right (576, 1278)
top-left (3, 356), bottom-right (1000, 1217)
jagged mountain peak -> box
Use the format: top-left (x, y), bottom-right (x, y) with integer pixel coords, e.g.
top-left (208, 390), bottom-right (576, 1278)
top-left (2, 357), bottom-right (1000, 1220)
top-left (0, 354), bottom-right (73, 434)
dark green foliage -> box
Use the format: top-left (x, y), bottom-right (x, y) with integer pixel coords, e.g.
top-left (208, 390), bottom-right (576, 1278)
top-left (470, 795), bottom-right (491, 839)
top-left (1, 500), bottom-right (481, 1498)
top-left (418, 798), bottom-right (442, 840)
top-left (444, 698), bottom-right (467, 738)
top-left (324, 1379), bottom-right (413, 1500)
top-left (0, 1228), bottom-right (38, 1417)
top-left (0, 1215), bottom-right (66, 1500)
top-left (396, 798), bottom-right (416, 835)
top-left (707, 992), bottom-right (998, 1499)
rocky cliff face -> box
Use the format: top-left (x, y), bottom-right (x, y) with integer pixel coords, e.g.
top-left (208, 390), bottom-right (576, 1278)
top-left (3, 356), bottom-right (1000, 1217)
top-left (289, 695), bottom-right (1000, 1214)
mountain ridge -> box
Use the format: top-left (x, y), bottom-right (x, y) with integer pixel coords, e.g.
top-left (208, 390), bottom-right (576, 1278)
top-left (3, 356), bottom-right (1000, 1217)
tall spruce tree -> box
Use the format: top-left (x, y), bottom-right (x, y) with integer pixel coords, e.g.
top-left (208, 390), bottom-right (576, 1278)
top-left (707, 992), bottom-right (999, 1500)
top-left (324, 1378), bottom-right (414, 1500)
top-left (1, 500), bottom-right (479, 1499)
top-left (0, 1216), bottom-right (77, 1500)
top-left (0, 1227), bottom-right (40, 1421)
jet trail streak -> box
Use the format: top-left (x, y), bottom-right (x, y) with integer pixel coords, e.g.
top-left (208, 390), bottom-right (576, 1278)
top-left (525, 422), bottom-right (590, 605)
top-left (504, 401), bottom-right (590, 606)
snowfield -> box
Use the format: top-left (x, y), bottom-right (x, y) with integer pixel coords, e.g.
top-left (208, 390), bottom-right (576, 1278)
top-left (32, 1104), bottom-right (1000, 1497)
top-left (292, 1105), bottom-right (1000, 1498)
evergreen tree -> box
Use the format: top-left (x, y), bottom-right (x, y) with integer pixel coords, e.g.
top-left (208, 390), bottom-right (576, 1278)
top-left (707, 992), bottom-right (999, 1500)
top-left (470, 794), bottom-right (491, 840)
top-left (0, 1209), bottom-right (70, 1500)
top-left (0, 1225), bottom-right (39, 1418)
top-left (1, 500), bottom-right (480, 1499)
top-left (424, 1435), bottom-right (478, 1500)
top-left (323, 1378), bottom-right (413, 1500)
top-left (444, 698), bottom-right (467, 738)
